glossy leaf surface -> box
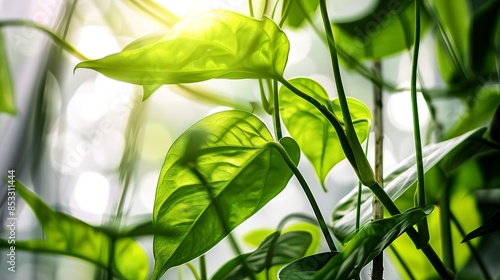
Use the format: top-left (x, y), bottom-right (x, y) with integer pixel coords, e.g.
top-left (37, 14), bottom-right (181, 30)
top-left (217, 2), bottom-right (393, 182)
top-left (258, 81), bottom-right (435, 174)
top-left (0, 182), bottom-right (148, 280)
top-left (332, 0), bottom-right (428, 59)
top-left (279, 78), bottom-right (371, 190)
top-left (279, 252), bottom-right (338, 280)
top-left (211, 231), bottom-right (312, 279)
top-left (76, 10), bottom-right (289, 86)
top-left (332, 128), bottom-right (486, 242)
top-left (0, 31), bottom-right (15, 114)
top-left (314, 207), bottom-right (433, 280)
top-left (152, 111), bottom-right (300, 279)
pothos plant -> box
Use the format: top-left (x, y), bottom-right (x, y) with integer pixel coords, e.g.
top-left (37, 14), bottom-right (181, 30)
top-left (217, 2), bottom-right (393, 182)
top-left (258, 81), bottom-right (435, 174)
top-left (1, 0), bottom-right (500, 279)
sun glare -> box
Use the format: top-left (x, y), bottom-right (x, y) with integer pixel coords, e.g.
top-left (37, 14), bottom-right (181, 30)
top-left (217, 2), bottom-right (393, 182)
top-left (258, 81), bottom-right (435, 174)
top-left (72, 172), bottom-right (110, 216)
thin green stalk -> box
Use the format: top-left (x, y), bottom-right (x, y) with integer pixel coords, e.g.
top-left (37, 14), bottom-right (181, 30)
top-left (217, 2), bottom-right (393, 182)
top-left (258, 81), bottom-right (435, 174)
top-left (318, 0), bottom-right (375, 186)
top-left (0, 20), bottom-right (88, 60)
top-left (410, 0), bottom-right (430, 247)
top-left (248, 0), bottom-right (255, 17)
top-left (127, 0), bottom-right (179, 28)
top-left (107, 238), bottom-right (115, 280)
top-left (199, 255), bottom-right (207, 280)
top-left (259, 79), bottom-right (271, 114)
top-left (279, 0), bottom-right (293, 27)
top-left (274, 144), bottom-right (337, 252)
top-left (186, 263), bottom-right (202, 280)
top-left (277, 213), bottom-right (318, 231)
top-left (450, 212), bottom-right (492, 280)
top-left (389, 246), bottom-right (416, 280)
top-left (356, 134), bottom-right (370, 230)
top-left (190, 165), bottom-right (257, 280)
top-left (440, 178), bottom-right (455, 272)
top-left (273, 79), bottom-right (283, 140)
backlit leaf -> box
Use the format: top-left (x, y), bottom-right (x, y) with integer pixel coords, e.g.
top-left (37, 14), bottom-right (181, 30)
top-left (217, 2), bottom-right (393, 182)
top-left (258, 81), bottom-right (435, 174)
top-left (0, 182), bottom-right (148, 280)
top-left (314, 207), bottom-right (433, 280)
top-left (282, 0), bottom-right (319, 29)
top-left (332, 0), bottom-right (428, 60)
top-left (211, 231), bottom-right (312, 279)
top-left (152, 111), bottom-right (300, 279)
top-left (0, 31), bottom-right (15, 115)
top-left (75, 10), bottom-right (290, 87)
top-left (279, 78), bottom-right (371, 190)
top-left (332, 128), bottom-right (486, 242)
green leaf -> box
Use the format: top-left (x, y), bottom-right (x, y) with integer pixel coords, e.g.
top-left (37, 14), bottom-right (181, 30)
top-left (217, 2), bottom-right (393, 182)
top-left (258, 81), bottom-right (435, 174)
top-left (462, 210), bottom-right (500, 242)
top-left (152, 110), bottom-right (300, 279)
top-left (75, 10), bottom-right (290, 86)
top-left (446, 87), bottom-right (500, 138)
top-left (331, 0), bottom-right (428, 60)
top-left (0, 182), bottom-right (148, 280)
top-left (314, 207), bottom-right (433, 280)
top-left (282, 0), bottom-right (319, 29)
top-left (433, 0), bottom-right (471, 84)
top-left (0, 30), bottom-right (15, 115)
top-left (279, 252), bottom-right (338, 280)
top-left (470, 0), bottom-right (500, 75)
top-left (332, 128), bottom-right (486, 242)
top-left (279, 78), bottom-right (371, 190)
top-left (211, 231), bottom-right (312, 279)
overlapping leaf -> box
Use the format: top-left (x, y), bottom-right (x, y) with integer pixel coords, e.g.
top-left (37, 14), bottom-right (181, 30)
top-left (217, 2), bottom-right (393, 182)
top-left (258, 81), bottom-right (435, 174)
top-left (152, 111), bottom-right (300, 279)
top-left (332, 0), bottom-right (428, 60)
top-left (314, 207), bottom-right (433, 280)
top-left (0, 182), bottom-right (148, 280)
top-left (279, 78), bottom-right (371, 190)
top-left (211, 231), bottom-right (312, 279)
top-left (332, 128), bottom-right (486, 242)
top-left (282, 0), bottom-right (319, 29)
top-left (0, 31), bottom-right (15, 114)
top-left (470, 0), bottom-right (500, 76)
top-left (279, 252), bottom-right (338, 280)
top-left (76, 10), bottom-right (289, 87)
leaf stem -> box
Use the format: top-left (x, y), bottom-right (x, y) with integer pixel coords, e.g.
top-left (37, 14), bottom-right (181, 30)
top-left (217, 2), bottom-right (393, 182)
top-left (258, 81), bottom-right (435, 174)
top-left (410, 0), bottom-right (430, 247)
top-left (199, 255), bottom-right (207, 280)
top-left (275, 144), bottom-right (337, 252)
top-left (0, 20), bottom-right (89, 60)
top-left (439, 178), bottom-right (455, 272)
top-left (450, 212), bottom-right (492, 280)
top-left (186, 263), bottom-right (202, 280)
top-left (273, 79), bottom-right (283, 140)
top-left (248, 0), bottom-right (255, 17)
top-left (389, 246), bottom-right (416, 280)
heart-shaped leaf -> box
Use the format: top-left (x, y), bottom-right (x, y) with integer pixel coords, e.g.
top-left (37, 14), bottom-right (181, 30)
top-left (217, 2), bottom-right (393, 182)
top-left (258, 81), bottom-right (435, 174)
top-left (279, 252), bottom-right (338, 280)
top-left (332, 0), bottom-right (429, 60)
top-left (332, 128), bottom-right (486, 242)
top-left (0, 182), bottom-right (148, 280)
top-left (211, 230), bottom-right (312, 279)
top-left (314, 206), bottom-right (433, 280)
top-left (0, 31), bottom-right (15, 115)
top-left (75, 10), bottom-right (290, 87)
top-left (279, 78), bottom-right (371, 190)
top-left (152, 111), bottom-right (300, 279)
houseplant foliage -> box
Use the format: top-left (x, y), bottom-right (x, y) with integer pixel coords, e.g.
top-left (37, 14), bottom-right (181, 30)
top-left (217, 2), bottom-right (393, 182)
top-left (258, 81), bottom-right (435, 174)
top-left (1, 0), bottom-right (500, 279)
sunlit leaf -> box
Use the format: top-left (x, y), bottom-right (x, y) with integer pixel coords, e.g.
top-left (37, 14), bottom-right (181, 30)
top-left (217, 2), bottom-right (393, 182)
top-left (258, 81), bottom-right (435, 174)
top-left (75, 10), bottom-right (290, 86)
top-left (332, 128), bottom-right (486, 242)
top-left (462, 210), bottom-right (500, 242)
top-left (0, 31), bottom-right (15, 115)
top-left (152, 111), bottom-right (300, 279)
top-left (279, 252), bottom-right (338, 280)
top-left (314, 206), bottom-right (433, 280)
top-left (0, 182), bottom-right (148, 280)
top-left (282, 0), bottom-right (319, 29)
top-left (433, 0), bottom-right (471, 84)
top-left (470, 0), bottom-right (500, 75)
top-left (211, 231), bottom-right (312, 279)
top-left (279, 78), bottom-right (371, 190)
top-left (332, 0), bottom-right (428, 60)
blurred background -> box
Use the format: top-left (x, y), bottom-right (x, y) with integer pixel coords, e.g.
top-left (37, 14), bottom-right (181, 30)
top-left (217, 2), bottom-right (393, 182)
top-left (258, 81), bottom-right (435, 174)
top-left (0, 0), bottom-right (496, 279)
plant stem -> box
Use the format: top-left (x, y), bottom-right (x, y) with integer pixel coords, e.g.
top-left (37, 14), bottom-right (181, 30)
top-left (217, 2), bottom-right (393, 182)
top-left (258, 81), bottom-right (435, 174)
top-left (107, 238), bottom-right (115, 280)
top-left (450, 212), bottom-right (492, 280)
top-left (127, 0), bottom-right (179, 28)
top-left (275, 144), bottom-right (337, 252)
top-left (248, 0), bottom-right (254, 17)
top-left (186, 263), bottom-right (202, 280)
top-left (199, 255), bottom-right (207, 280)
top-left (273, 79), bottom-right (283, 140)
top-left (190, 166), bottom-right (257, 280)
top-left (389, 246), bottom-right (416, 280)
top-left (410, 0), bottom-right (430, 247)
top-left (0, 20), bottom-right (89, 60)
top-left (440, 179), bottom-right (455, 272)
top-left (372, 61), bottom-right (384, 280)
